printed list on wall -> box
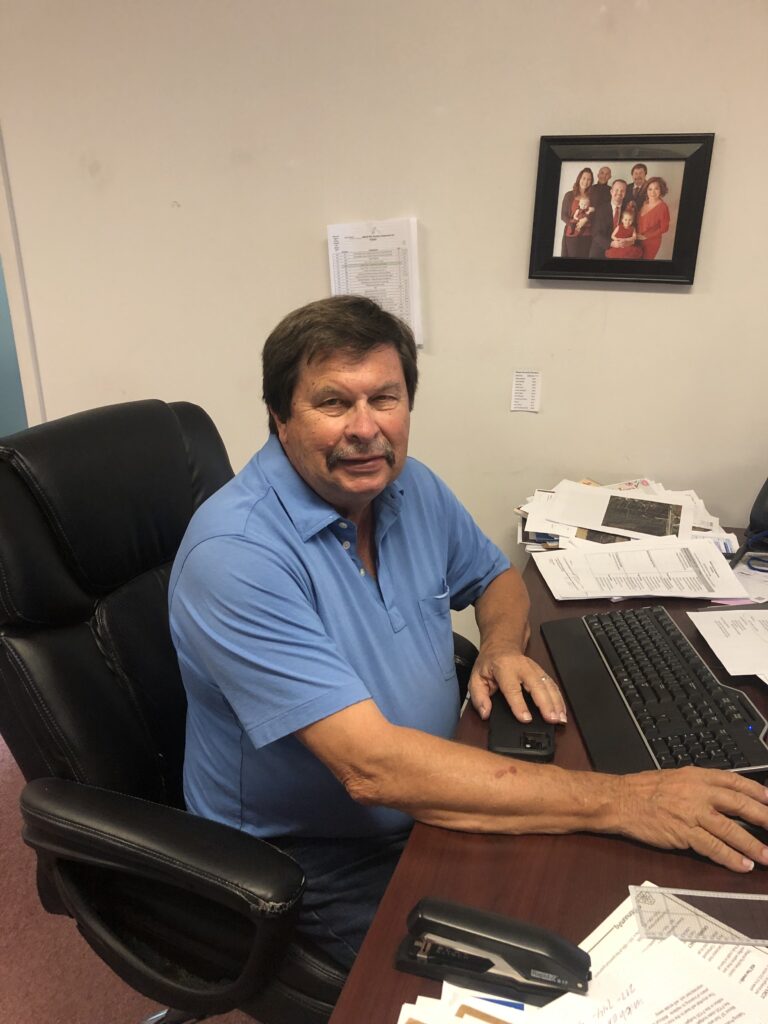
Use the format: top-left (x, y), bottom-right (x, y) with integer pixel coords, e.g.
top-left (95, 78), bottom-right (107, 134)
top-left (327, 217), bottom-right (423, 347)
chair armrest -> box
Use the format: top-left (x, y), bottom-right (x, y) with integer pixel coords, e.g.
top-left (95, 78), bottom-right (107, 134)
top-left (453, 631), bottom-right (479, 703)
top-left (21, 777), bottom-right (304, 915)
top-left (21, 777), bottom-right (305, 1014)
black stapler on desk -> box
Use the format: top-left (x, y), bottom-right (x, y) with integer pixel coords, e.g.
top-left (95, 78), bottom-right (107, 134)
top-left (396, 899), bottom-right (591, 1006)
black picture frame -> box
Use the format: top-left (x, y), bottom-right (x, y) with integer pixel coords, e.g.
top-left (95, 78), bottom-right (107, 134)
top-left (528, 133), bottom-right (714, 285)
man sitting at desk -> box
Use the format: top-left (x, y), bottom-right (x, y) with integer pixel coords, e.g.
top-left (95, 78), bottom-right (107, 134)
top-left (169, 296), bottom-right (768, 970)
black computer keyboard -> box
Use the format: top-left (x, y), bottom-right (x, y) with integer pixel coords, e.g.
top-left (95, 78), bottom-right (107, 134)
top-left (541, 606), bottom-right (768, 779)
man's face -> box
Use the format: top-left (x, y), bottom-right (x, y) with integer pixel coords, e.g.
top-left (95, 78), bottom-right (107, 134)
top-left (611, 181), bottom-right (627, 205)
top-left (273, 344), bottom-right (410, 522)
top-left (632, 166), bottom-right (647, 186)
top-left (597, 166), bottom-right (611, 184)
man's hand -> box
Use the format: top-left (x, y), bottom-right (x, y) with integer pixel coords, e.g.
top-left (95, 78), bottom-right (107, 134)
top-left (617, 767), bottom-right (768, 872)
top-left (468, 643), bottom-right (566, 725)
top-left (470, 568), bottom-right (566, 726)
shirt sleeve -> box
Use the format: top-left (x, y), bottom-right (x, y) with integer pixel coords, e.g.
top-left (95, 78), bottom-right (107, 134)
top-left (170, 534), bottom-right (371, 750)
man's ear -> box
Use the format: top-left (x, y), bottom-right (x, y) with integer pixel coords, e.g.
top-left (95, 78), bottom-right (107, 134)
top-left (269, 407), bottom-right (287, 440)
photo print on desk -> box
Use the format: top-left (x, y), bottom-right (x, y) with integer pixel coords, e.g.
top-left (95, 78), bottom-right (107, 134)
top-left (528, 134), bottom-right (714, 285)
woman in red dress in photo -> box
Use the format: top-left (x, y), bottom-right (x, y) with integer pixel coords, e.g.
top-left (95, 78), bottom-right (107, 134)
top-left (636, 177), bottom-right (671, 260)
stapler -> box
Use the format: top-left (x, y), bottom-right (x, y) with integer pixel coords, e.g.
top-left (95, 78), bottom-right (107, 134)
top-left (395, 898), bottom-right (591, 1006)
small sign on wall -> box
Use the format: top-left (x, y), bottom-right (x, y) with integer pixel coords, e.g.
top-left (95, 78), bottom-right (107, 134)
top-left (511, 370), bottom-right (541, 413)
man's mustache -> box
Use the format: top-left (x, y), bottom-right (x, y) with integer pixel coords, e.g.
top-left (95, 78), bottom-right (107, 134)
top-left (327, 441), bottom-right (396, 470)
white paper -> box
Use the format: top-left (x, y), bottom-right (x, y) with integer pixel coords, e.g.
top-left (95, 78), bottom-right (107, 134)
top-left (396, 997), bottom-right (458, 1024)
top-left (511, 371), bottom-right (541, 413)
top-left (688, 608), bottom-right (768, 676)
top-left (733, 561), bottom-right (768, 604)
top-left (522, 491), bottom-right (578, 538)
top-left (532, 541), bottom-right (750, 601)
top-left (584, 886), bottom-right (768, 997)
top-left (534, 888), bottom-right (767, 1023)
top-left (537, 937), bottom-right (766, 1023)
top-left (327, 217), bottom-right (423, 346)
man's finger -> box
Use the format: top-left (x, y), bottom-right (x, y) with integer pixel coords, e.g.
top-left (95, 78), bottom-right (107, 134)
top-left (687, 826), bottom-right (756, 873)
top-left (467, 669), bottom-right (496, 720)
top-left (519, 671), bottom-right (567, 724)
top-left (688, 809), bottom-right (768, 871)
top-left (499, 685), bottom-right (532, 723)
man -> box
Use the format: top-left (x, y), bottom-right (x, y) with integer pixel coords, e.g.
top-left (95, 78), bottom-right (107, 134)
top-left (169, 296), bottom-right (768, 970)
top-left (626, 162), bottom-right (649, 209)
top-left (589, 178), bottom-right (629, 258)
top-left (590, 165), bottom-right (612, 208)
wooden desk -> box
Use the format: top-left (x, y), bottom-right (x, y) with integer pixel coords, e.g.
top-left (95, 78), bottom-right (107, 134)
top-left (329, 563), bottom-right (768, 1024)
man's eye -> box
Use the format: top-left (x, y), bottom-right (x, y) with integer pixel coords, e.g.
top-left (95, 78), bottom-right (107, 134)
top-left (319, 398), bottom-right (345, 412)
top-left (372, 395), bottom-right (398, 408)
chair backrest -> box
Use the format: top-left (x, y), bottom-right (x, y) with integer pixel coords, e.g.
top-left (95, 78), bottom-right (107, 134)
top-left (0, 400), bottom-right (233, 808)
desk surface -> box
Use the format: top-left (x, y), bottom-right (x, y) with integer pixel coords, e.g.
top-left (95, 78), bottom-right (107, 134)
top-left (329, 564), bottom-right (768, 1024)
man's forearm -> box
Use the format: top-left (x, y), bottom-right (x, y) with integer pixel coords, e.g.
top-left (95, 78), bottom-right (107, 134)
top-left (474, 567), bottom-right (531, 653)
top-left (300, 700), bottom-right (768, 873)
top-left (355, 721), bottom-right (621, 835)
top-left (305, 700), bottom-right (618, 834)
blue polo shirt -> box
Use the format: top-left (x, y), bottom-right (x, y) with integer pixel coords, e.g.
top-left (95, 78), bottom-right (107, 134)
top-left (169, 435), bottom-right (509, 840)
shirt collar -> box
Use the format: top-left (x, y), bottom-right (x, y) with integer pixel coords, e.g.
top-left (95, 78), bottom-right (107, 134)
top-left (255, 434), bottom-right (404, 542)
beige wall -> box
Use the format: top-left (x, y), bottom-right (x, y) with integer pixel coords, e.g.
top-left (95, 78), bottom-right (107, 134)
top-left (1, 1), bottom-right (766, 612)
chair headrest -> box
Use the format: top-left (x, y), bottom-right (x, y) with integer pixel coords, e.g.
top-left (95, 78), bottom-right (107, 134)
top-left (0, 400), bottom-right (233, 625)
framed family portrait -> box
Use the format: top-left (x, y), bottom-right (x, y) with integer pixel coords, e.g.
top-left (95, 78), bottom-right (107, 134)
top-left (528, 133), bottom-right (714, 285)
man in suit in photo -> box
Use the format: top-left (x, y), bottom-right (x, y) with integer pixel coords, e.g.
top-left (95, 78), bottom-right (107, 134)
top-left (589, 178), bottom-right (628, 258)
top-left (626, 162), bottom-right (649, 210)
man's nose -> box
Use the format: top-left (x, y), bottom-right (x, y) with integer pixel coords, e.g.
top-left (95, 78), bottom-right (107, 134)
top-left (345, 402), bottom-right (379, 440)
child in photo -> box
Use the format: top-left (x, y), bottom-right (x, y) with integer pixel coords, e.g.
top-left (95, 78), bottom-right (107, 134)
top-left (605, 203), bottom-right (642, 259)
top-left (566, 194), bottom-right (594, 236)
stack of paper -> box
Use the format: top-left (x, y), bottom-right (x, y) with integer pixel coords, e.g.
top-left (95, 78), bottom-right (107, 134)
top-left (396, 980), bottom-right (526, 1023)
top-left (517, 478), bottom-right (748, 601)
top-left (516, 478), bottom-right (735, 554)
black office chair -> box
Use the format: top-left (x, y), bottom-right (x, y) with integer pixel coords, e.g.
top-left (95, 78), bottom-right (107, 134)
top-left (0, 399), bottom-right (478, 1024)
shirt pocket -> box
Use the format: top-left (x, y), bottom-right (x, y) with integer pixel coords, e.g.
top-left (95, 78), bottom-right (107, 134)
top-left (418, 582), bottom-right (456, 681)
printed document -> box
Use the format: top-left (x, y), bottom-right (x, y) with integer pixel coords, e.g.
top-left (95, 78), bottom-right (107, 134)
top-left (534, 888), bottom-right (767, 1023)
top-left (544, 479), bottom-right (694, 541)
top-left (688, 608), bottom-right (768, 676)
top-left (510, 370), bottom-right (541, 413)
top-left (327, 217), bottom-right (423, 346)
top-left (532, 538), bottom-right (749, 600)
